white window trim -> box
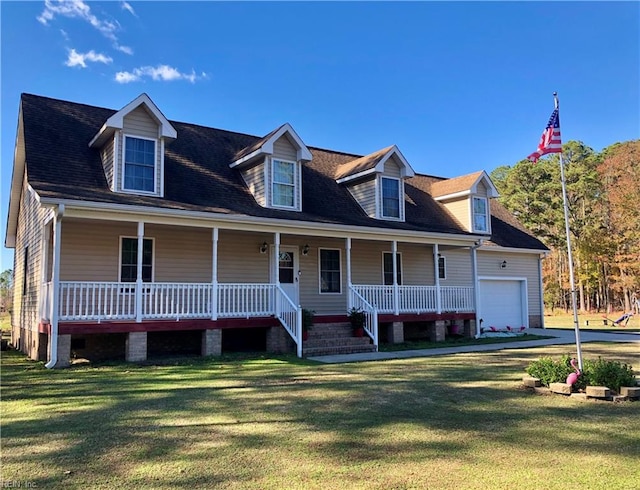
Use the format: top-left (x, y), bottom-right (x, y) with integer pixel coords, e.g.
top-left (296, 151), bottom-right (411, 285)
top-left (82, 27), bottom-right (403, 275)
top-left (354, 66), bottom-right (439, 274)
top-left (382, 251), bottom-right (403, 285)
top-left (438, 255), bottom-right (447, 280)
top-left (118, 236), bottom-right (155, 282)
top-left (121, 134), bottom-right (159, 196)
top-left (471, 196), bottom-right (490, 233)
top-left (270, 157), bottom-right (299, 210)
top-left (378, 176), bottom-right (404, 221)
top-left (318, 248), bottom-right (342, 294)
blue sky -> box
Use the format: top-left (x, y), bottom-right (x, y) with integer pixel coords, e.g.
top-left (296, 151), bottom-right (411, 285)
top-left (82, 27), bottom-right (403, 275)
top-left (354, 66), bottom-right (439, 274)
top-left (1, 1), bottom-right (639, 271)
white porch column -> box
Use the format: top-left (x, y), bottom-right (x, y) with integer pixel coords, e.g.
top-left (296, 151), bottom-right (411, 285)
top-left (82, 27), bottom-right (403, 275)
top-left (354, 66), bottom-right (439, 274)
top-left (45, 204), bottom-right (64, 369)
top-left (392, 240), bottom-right (399, 316)
top-left (135, 221), bottom-right (144, 323)
top-left (434, 243), bottom-right (442, 314)
top-left (471, 244), bottom-right (480, 338)
top-left (346, 237), bottom-right (352, 310)
top-left (211, 227), bottom-right (219, 321)
top-left (274, 233), bottom-right (280, 316)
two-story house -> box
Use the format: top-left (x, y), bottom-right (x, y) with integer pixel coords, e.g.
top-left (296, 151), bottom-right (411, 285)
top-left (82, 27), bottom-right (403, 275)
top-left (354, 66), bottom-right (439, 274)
top-left (5, 93), bottom-right (548, 367)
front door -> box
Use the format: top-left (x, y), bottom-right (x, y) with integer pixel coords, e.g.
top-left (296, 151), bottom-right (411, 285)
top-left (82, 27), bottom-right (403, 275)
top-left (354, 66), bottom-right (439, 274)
top-left (277, 247), bottom-right (299, 305)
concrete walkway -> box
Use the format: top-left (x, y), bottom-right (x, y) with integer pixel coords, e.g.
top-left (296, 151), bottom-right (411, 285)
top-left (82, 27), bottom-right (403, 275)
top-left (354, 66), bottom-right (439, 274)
top-left (307, 328), bottom-right (640, 364)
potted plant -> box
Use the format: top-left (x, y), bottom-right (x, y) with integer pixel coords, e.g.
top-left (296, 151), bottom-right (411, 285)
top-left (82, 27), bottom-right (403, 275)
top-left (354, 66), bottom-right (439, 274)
top-left (348, 307), bottom-right (366, 337)
top-left (302, 308), bottom-right (315, 341)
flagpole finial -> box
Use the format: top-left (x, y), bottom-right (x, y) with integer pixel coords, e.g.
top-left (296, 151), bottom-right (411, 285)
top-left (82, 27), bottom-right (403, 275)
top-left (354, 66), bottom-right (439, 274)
top-left (553, 92), bottom-right (559, 109)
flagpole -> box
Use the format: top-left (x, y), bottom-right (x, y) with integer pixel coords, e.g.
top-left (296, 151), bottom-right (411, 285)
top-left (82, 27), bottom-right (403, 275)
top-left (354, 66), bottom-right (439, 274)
top-left (555, 92), bottom-right (584, 370)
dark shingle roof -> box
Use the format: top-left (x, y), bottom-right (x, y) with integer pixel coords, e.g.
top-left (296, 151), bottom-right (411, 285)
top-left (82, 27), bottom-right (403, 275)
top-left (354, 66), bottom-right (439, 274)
top-left (19, 93), bottom-right (547, 251)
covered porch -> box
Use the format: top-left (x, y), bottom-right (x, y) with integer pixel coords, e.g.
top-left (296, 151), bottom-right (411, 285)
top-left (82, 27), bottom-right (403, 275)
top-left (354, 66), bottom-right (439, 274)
top-left (39, 213), bottom-right (481, 361)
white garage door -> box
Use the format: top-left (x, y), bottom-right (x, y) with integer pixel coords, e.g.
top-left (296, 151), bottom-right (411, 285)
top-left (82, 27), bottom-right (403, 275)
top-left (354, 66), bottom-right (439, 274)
top-left (479, 280), bottom-right (526, 330)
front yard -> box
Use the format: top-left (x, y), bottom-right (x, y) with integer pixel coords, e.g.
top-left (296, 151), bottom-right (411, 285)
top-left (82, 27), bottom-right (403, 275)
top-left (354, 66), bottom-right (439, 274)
top-left (1, 342), bottom-right (638, 489)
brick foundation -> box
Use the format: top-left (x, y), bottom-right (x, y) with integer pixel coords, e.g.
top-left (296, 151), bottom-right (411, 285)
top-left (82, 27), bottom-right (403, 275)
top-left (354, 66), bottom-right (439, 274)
top-left (430, 320), bottom-right (446, 342)
top-left (202, 329), bottom-right (222, 356)
top-left (387, 322), bottom-right (404, 344)
top-left (53, 334), bottom-right (71, 368)
top-left (266, 326), bottom-right (295, 354)
top-left (126, 332), bottom-right (147, 362)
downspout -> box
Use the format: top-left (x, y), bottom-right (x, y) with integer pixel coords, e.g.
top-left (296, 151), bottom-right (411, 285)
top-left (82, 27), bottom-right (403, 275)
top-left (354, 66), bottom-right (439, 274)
top-left (45, 204), bottom-right (64, 369)
top-left (471, 239), bottom-right (484, 339)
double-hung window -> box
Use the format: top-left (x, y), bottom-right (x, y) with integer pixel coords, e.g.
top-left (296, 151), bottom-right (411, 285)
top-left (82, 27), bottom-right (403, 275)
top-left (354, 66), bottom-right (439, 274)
top-left (473, 197), bottom-right (488, 232)
top-left (383, 252), bottom-right (402, 285)
top-left (124, 136), bottom-right (156, 193)
top-left (319, 249), bottom-right (341, 293)
top-left (381, 177), bottom-right (401, 219)
top-left (272, 159), bottom-right (296, 208)
top-left (120, 237), bottom-right (153, 282)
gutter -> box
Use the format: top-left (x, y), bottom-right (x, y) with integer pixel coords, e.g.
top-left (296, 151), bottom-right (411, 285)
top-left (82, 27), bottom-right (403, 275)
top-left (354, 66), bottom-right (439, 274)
top-left (45, 204), bottom-right (64, 369)
top-left (471, 239), bottom-right (484, 339)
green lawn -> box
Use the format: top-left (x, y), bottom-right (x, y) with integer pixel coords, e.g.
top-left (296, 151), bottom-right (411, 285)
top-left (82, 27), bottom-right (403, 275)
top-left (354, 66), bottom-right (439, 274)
top-left (2, 343), bottom-right (639, 490)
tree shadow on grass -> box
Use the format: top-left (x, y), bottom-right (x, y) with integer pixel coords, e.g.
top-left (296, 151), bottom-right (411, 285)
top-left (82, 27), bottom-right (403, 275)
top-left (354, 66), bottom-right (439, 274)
top-left (2, 347), bottom-right (639, 488)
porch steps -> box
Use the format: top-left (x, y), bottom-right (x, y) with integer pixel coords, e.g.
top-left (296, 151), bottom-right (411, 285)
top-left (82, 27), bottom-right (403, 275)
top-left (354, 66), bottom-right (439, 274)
top-left (303, 322), bottom-right (376, 357)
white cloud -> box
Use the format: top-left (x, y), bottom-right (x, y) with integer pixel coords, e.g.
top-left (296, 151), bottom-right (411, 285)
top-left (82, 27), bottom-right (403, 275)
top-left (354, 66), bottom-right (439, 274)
top-left (115, 65), bottom-right (208, 84)
top-left (115, 44), bottom-right (134, 55)
top-left (37, 0), bottom-right (132, 54)
top-left (121, 2), bottom-right (137, 17)
top-left (65, 48), bottom-right (113, 68)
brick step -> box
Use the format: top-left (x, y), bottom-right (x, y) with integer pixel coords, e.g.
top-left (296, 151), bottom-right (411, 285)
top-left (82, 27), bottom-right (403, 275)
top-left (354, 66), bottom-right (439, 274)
top-left (304, 344), bottom-right (377, 357)
top-left (307, 323), bottom-right (354, 339)
top-left (304, 336), bottom-right (372, 349)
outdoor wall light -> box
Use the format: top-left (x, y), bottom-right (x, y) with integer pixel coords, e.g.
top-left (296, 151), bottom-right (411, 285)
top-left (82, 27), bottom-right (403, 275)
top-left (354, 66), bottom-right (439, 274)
top-left (501, 260), bottom-right (507, 269)
top-left (260, 242), bottom-right (268, 254)
top-left (302, 244), bottom-right (310, 256)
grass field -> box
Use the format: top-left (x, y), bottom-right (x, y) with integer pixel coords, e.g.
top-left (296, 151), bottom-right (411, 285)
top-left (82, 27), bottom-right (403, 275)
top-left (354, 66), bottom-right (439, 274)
top-left (2, 341), bottom-right (639, 489)
top-left (544, 310), bottom-right (639, 331)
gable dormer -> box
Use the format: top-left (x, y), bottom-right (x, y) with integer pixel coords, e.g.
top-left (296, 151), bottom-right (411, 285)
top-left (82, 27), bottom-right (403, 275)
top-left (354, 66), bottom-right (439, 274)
top-left (335, 145), bottom-right (415, 222)
top-left (89, 93), bottom-right (176, 197)
top-left (430, 171), bottom-right (499, 234)
top-left (230, 123), bottom-right (312, 212)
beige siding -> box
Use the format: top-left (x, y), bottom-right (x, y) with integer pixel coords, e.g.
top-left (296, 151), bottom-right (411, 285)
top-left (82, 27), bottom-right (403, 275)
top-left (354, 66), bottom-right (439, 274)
top-left (347, 178), bottom-right (376, 218)
top-left (100, 135), bottom-right (115, 191)
top-left (383, 155), bottom-right (402, 178)
top-left (146, 225), bottom-right (212, 282)
top-left (122, 106), bottom-right (159, 138)
top-left (60, 220), bottom-right (137, 281)
top-left (12, 174), bottom-right (50, 357)
top-left (241, 161), bottom-right (266, 207)
top-left (442, 197), bottom-right (470, 230)
top-left (217, 230), bottom-right (270, 283)
top-left (351, 241), bottom-right (434, 285)
top-left (273, 135), bottom-right (298, 161)
top-left (478, 252), bottom-right (542, 317)
top-left (439, 249), bottom-right (473, 286)
top-left (475, 181), bottom-right (488, 197)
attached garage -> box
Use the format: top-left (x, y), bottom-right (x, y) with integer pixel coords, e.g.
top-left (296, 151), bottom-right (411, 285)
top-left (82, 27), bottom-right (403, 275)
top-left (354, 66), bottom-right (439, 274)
top-left (478, 278), bottom-right (528, 330)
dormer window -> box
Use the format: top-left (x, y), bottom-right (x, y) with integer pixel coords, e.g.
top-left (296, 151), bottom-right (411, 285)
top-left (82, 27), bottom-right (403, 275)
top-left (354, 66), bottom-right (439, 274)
top-left (473, 197), bottom-right (488, 232)
top-left (123, 136), bottom-right (156, 193)
top-left (272, 159), bottom-right (296, 208)
top-left (381, 177), bottom-right (401, 219)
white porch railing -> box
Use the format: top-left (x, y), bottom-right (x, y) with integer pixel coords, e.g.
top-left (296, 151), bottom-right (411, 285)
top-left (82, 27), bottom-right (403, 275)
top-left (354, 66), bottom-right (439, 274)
top-left (348, 286), bottom-right (379, 349)
top-left (352, 284), bottom-right (474, 314)
top-left (217, 283), bottom-right (276, 318)
top-left (40, 281), bottom-right (53, 322)
top-left (52, 281), bottom-right (304, 356)
top-left (275, 285), bottom-right (302, 357)
top-left (441, 286), bottom-right (474, 312)
top-left (59, 282), bottom-right (136, 321)
top-left (142, 283), bottom-right (213, 320)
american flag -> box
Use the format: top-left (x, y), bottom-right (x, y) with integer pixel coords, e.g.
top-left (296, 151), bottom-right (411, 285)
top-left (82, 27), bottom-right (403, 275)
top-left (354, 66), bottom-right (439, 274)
top-left (527, 107), bottom-right (562, 162)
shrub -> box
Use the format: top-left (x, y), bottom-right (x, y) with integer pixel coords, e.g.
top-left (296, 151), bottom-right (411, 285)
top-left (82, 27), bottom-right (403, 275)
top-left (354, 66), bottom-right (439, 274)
top-left (526, 355), bottom-right (636, 392)
top-left (582, 357), bottom-right (636, 393)
top-left (526, 354), bottom-right (574, 387)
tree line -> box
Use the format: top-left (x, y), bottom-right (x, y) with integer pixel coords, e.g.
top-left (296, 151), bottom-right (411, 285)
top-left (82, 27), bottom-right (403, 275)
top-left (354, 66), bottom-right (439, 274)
top-left (490, 140), bottom-right (640, 314)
